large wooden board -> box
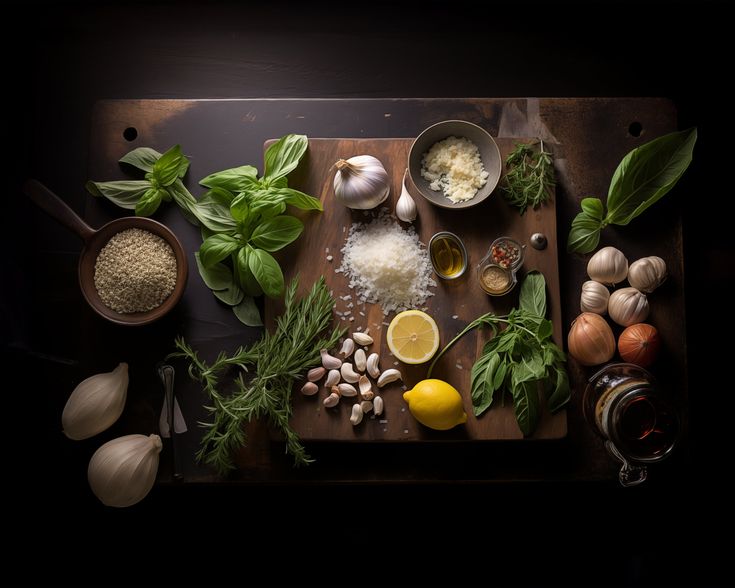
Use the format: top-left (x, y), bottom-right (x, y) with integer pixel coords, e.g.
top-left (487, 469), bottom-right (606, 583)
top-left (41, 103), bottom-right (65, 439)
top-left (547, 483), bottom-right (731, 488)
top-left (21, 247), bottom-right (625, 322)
top-left (266, 138), bottom-right (565, 441)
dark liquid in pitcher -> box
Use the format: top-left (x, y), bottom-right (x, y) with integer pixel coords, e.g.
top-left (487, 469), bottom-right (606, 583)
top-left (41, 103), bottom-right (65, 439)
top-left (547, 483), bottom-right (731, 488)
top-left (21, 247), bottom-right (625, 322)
top-left (616, 395), bottom-right (679, 460)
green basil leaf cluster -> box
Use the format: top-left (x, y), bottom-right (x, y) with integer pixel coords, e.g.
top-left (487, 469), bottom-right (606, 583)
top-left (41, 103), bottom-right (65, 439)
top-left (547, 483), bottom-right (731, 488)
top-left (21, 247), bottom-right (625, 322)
top-left (427, 271), bottom-right (570, 436)
top-left (85, 134), bottom-right (320, 327)
top-left (567, 127), bottom-right (697, 253)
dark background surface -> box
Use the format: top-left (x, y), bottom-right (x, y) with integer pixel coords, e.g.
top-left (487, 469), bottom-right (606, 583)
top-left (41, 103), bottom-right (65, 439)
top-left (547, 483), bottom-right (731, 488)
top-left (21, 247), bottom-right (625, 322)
top-left (3, 0), bottom-right (733, 585)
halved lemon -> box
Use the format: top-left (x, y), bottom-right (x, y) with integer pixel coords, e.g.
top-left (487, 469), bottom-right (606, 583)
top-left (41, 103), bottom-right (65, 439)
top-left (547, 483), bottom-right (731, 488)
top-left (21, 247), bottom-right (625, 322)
top-left (386, 310), bottom-right (440, 365)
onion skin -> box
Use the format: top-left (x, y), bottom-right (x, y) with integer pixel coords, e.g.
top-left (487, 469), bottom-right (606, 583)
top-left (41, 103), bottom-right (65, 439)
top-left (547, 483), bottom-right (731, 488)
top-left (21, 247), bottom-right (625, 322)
top-left (568, 312), bottom-right (616, 366)
top-left (618, 323), bottom-right (660, 367)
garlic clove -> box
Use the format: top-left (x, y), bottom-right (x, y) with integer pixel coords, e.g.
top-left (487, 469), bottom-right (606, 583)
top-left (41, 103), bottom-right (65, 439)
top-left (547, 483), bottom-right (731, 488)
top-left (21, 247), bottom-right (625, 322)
top-left (373, 395), bottom-right (384, 416)
top-left (301, 382), bottom-right (319, 396)
top-left (366, 353), bottom-right (380, 379)
top-left (307, 367), bottom-right (326, 382)
top-left (395, 168), bottom-right (418, 222)
top-left (377, 369), bottom-right (402, 388)
top-left (338, 383), bottom-right (358, 397)
top-left (608, 287), bottom-right (649, 327)
top-left (358, 375), bottom-right (374, 400)
top-left (580, 280), bottom-right (610, 315)
top-left (333, 155), bottom-right (390, 210)
top-left (323, 392), bottom-right (340, 408)
top-left (360, 400), bottom-right (374, 414)
top-left (88, 434), bottom-right (162, 508)
top-left (62, 363), bottom-right (129, 440)
top-left (627, 256), bottom-right (667, 294)
top-left (340, 363), bottom-right (360, 383)
top-left (339, 338), bottom-right (355, 358)
top-left (352, 332), bottom-right (373, 346)
top-left (320, 349), bottom-right (342, 370)
top-left (354, 349), bottom-right (367, 372)
top-left (325, 369), bottom-right (341, 388)
top-left (350, 403), bottom-right (364, 425)
top-left (587, 246), bottom-right (628, 286)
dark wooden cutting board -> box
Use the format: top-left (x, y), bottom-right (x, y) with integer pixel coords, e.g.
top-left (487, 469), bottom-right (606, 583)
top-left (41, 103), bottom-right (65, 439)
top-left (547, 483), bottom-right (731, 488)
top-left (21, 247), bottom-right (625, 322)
top-left (265, 137), bottom-right (566, 441)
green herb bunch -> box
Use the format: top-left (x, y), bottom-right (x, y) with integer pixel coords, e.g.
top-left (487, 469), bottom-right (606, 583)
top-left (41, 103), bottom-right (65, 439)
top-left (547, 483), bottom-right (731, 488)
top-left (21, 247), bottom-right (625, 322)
top-left (87, 135), bottom-right (321, 326)
top-left (427, 271), bottom-right (569, 435)
top-left (500, 140), bottom-right (556, 215)
top-left (169, 276), bottom-right (344, 474)
top-left (567, 127), bottom-right (697, 254)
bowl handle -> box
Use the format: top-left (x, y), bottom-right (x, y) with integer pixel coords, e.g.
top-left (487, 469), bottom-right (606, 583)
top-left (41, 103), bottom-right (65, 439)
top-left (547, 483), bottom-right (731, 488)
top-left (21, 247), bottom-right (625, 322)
top-left (23, 179), bottom-right (96, 243)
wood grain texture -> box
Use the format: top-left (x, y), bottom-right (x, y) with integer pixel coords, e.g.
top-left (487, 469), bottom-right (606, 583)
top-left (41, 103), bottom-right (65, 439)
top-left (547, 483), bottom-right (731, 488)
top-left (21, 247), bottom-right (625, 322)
top-left (265, 138), bottom-right (565, 441)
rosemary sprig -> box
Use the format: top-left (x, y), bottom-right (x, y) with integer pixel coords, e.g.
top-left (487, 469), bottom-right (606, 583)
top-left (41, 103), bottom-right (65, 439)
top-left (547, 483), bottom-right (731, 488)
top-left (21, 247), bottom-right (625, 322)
top-left (500, 140), bottom-right (556, 215)
top-left (169, 276), bottom-right (344, 474)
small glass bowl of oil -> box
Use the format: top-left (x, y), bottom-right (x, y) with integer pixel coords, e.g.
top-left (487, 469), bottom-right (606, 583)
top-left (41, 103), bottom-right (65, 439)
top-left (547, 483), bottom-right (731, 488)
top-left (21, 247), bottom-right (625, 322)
top-left (429, 231), bottom-right (468, 280)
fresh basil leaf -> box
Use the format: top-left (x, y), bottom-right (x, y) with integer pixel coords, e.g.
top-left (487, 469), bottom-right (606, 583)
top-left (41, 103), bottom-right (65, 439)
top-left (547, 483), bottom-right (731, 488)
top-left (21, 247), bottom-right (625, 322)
top-left (548, 368), bottom-right (571, 413)
top-left (606, 127), bottom-right (697, 226)
top-left (263, 134), bottom-right (308, 180)
top-left (193, 191), bottom-right (238, 233)
top-left (512, 380), bottom-right (540, 436)
top-left (235, 247), bottom-right (263, 296)
top-left (233, 296), bottom-right (263, 327)
top-left (492, 360), bottom-right (508, 391)
top-left (580, 197), bottom-right (604, 221)
top-left (213, 282), bottom-right (244, 306)
top-left (119, 147), bottom-right (162, 173)
top-left (271, 188), bottom-right (323, 211)
top-left (85, 180), bottom-right (151, 210)
top-left (135, 187), bottom-right (164, 216)
top-left (168, 180), bottom-right (200, 226)
top-left (519, 270), bottom-right (546, 317)
top-left (207, 187), bottom-right (236, 205)
top-left (199, 165), bottom-right (259, 191)
top-left (194, 252), bottom-right (233, 291)
top-left (250, 216), bottom-right (303, 252)
top-left (536, 319), bottom-right (553, 342)
top-left (153, 144), bottom-right (185, 187)
top-left (567, 210), bottom-right (602, 254)
top-left (248, 248), bottom-right (284, 298)
top-left (230, 193), bottom-right (250, 223)
top-left (471, 353), bottom-right (499, 416)
top-left (199, 234), bottom-right (240, 268)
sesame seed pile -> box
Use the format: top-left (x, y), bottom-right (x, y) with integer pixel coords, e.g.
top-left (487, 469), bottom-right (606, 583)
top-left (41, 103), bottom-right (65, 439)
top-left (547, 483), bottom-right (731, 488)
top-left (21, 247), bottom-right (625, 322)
top-left (93, 228), bottom-right (177, 313)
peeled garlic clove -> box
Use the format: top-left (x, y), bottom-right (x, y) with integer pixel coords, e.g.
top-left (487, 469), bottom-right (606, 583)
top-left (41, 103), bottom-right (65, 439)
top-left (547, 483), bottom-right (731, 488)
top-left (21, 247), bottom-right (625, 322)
top-left (350, 403), bottom-right (364, 425)
top-left (324, 391), bottom-right (341, 408)
top-left (395, 168), bottom-right (417, 222)
top-left (307, 367), bottom-right (326, 382)
top-left (341, 363), bottom-right (360, 383)
top-left (352, 332), bottom-right (373, 346)
top-left (88, 434), bottom-right (162, 508)
top-left (627, 256), bottom-right (667, 293)
top-left (373, 396), bottom-right (384, 416)
top-left (62, 363), bottom-right (129, 440)
top-left (366, 353), bottom-right (380, 379)
top-left (360, 400), bottom-right (374, 414)
top-left (358, 375), bottom-right (374, 400)
top-left (377, 369), bottom-right (402, 388)
top-left (338, 383), bottom-right (358, 397)
top-left (301, 382), bottom-right (319, 396)
top-left (354, 349), bottom-right (367, 372)
top-left (339, 338), bottom-right (355, 358)
top-left (320, 349), bottom-right (342, 370)
top-left (580, 280), bottom-right (610, 315)
top-left (333, 155), bottom-right (390, 210)
top-left (325, 369), bottom-right (341, 388)
top-left (587, 246), bottom-right (628, 286)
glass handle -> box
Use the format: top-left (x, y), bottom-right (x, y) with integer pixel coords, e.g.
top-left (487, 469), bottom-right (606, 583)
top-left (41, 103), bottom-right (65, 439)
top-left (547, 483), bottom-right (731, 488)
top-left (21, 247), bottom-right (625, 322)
top-left (605, 440), bottom-right (648, 487)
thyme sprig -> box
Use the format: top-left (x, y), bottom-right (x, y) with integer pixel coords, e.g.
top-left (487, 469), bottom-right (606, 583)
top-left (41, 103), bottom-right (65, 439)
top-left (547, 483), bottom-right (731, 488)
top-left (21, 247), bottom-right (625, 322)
top-left (500, 140), bottom-right (556, 215)
top-left (169, 276), bottom-right (344, 474)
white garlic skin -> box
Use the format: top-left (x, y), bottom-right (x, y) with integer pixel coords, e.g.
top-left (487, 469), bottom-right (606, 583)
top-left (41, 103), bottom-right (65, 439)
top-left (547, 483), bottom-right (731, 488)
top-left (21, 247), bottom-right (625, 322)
top-left (587, 246), bottom-right (629, 286)
top-left (395, 168), bottom-right (417, 222)
top-left (88, 434), bottom-right (162, 508)
top-left (627, 256), bottom-right (667, 293)
top-left (333, 155), bottom-right (390, 210)
top-left (580, 280), bottom-right (610, 315)
top-left (62, 363), bottom-right (128, 440)
top-left (608, 287), bottom-right (649, 327)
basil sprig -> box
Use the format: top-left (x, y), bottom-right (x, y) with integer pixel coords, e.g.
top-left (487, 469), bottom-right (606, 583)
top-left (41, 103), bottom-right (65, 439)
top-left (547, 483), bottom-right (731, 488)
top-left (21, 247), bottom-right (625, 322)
top-left (86, 135), bottom-right (320, 326)
top-left (567, 127), bottom-right (697, 254)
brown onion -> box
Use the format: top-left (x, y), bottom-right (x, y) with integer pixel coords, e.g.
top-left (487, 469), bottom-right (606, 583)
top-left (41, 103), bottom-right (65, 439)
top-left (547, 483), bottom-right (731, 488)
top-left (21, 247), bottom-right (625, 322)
top-left (618, 323), bottom-right (660, 367)
top-left (568, 312), bottom-right (616, 366)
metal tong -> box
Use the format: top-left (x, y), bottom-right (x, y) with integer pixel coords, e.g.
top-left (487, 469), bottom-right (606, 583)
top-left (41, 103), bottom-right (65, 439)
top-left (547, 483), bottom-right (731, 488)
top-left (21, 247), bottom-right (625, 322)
top-left (157, 362), bottom-right (184, 481)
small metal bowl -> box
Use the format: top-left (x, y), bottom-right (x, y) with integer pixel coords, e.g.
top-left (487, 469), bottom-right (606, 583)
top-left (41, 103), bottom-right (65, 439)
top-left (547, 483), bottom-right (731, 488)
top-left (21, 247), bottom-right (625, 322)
top-left (408, 120), bottom-right (502, 210)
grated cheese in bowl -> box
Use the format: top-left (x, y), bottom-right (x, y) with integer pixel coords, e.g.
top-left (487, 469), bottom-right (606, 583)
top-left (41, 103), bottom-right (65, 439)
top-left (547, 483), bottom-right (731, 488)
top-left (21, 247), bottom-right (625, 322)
top-left (420, 136), bottom-right (489, 203)
top-left (336, 211), bottom-right (436, 315)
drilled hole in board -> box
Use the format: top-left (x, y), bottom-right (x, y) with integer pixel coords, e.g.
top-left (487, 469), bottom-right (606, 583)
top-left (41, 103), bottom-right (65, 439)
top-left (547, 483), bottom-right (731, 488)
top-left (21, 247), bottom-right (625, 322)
top-left (123, 127), bottom-right (138, 141)
top-left (628, 122), bottom-right (643, 138)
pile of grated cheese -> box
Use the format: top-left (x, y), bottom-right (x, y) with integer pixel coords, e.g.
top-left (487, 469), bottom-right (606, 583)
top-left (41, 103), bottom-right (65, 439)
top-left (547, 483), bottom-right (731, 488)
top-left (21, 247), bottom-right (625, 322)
top-left (421, 136), bottom-right (489, 203)
top-left (336, 211), bottom-right (435, 315)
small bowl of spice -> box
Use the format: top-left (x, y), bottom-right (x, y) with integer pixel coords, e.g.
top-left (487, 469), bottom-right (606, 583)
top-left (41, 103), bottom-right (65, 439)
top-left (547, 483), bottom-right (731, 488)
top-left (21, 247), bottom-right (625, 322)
top-left (477, 236), bottom-right (525, 296)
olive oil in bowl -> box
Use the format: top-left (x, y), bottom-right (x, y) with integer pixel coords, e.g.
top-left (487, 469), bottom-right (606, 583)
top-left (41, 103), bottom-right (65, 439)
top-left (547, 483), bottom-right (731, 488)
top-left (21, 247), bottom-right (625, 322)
top-left (429, 232), bottom-right (468, 280)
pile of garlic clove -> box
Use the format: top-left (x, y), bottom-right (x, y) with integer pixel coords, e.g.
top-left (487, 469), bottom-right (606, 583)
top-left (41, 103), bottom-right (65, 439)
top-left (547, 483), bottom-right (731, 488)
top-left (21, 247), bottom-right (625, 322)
top-left (302, 329), bottom-right (402, 426)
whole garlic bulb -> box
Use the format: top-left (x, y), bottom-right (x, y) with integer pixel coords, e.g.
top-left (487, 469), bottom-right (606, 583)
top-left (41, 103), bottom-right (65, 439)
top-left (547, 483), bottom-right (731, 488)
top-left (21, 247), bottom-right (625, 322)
top-left (608, 287), bottom-right (649, 326)
top-left (62, 363), bottom-right (128, 440)
top-left (333, 155), bottom-right (390, 210)
top-left (628, 256), bottom-right (667, 293)
top-left (580, 280), bottom-right (610, 315)
top-left (587, 246), bottom-right (628, 286)
top-left (88, 434), bottom-right (162, 508)
top-left (395, 168), bottom-right (417, 222)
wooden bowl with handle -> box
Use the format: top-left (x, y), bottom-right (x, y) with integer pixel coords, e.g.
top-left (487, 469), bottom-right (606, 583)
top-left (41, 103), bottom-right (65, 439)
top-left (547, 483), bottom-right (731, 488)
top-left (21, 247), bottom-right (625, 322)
top-left (24, 180), bottom-right (188, 326)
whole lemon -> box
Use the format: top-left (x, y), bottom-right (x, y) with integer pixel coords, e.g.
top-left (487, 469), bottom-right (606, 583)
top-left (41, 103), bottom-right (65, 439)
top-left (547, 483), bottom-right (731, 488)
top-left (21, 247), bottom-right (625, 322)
top-left (403, 379), bottom-right (467, 431)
